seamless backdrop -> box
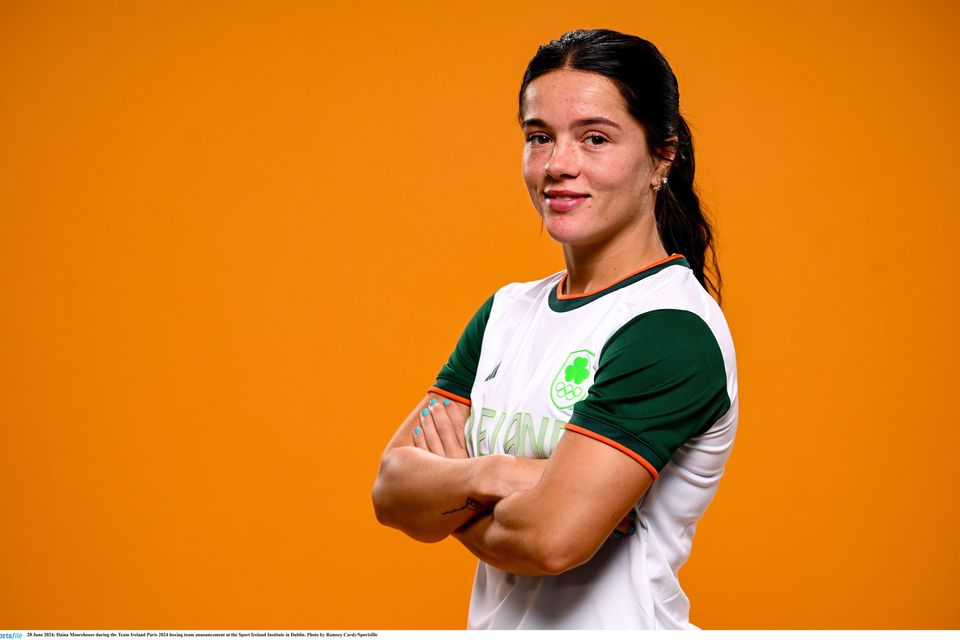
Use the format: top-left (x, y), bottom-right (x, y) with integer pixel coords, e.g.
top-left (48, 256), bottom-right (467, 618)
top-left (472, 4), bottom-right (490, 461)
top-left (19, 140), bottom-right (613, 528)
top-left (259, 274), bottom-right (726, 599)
top-left (1, 0), bottom-right (959, 630)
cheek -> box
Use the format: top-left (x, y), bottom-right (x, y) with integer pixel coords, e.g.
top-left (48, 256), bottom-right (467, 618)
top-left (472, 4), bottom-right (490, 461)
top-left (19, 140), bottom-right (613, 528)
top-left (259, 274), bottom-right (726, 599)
top-left (587, 161), bottom-right (628, 193)
top-left (592, 156), bottom-right (646, 193)
top-left (521, 153), bottom-right (540, 190)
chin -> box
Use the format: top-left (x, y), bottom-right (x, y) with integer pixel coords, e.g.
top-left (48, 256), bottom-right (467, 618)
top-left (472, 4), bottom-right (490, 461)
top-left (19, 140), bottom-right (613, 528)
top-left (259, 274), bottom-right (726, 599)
top-left (541, 212), bottom-right (586, 242)
top-left (543, 224), bottom-right (593, 247)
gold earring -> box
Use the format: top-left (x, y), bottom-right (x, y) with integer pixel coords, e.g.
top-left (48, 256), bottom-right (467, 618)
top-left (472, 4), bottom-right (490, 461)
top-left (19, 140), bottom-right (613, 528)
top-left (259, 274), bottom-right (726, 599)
top-left (653, 177), bottom-right (668, 192)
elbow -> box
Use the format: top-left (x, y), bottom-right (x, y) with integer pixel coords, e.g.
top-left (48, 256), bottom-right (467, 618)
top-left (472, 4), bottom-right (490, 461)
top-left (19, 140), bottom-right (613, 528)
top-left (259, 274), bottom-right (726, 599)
top-left (371, 451), bottom-right (404, 528)
top-left (371, 450), bottom-right (445, 544)
top-left (372, 483), bottom-right (444, 543)
top-left (518, 527), bottom-right (594, 576)
top-left (534, 542), bottom-right (590, 576)
top-left (371, 451), bottom-right (399, 527)
top-left (371, 476), bottom-right (392, 527)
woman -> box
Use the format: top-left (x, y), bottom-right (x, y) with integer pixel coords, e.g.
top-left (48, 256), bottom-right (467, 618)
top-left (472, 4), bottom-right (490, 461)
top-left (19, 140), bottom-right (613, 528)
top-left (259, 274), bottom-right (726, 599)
top-left (372, 29), bottom-right (738, 630)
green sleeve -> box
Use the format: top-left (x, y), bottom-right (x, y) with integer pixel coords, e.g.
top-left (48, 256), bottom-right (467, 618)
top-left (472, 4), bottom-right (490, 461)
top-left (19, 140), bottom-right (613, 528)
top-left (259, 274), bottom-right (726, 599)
top-left (431, 294), bottom-right (495, 402)
top-left (569, 309), bottom-right (731, 473)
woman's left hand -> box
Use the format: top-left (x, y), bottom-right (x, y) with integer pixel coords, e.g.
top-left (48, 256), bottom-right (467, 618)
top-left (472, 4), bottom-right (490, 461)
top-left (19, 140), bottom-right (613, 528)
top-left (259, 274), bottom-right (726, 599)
top-left (412, 397), bottom-right (469, 459)
top-left (606, 510), bottom-right (637, 542)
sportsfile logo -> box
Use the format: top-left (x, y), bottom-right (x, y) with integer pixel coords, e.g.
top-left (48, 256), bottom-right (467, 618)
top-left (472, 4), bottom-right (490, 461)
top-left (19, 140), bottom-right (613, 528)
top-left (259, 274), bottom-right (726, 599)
top-left (550, 349), bottom-right (595, 410)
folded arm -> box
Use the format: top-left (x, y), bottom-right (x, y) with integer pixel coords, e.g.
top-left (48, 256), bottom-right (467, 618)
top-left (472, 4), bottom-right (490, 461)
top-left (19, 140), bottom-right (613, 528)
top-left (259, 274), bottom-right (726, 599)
top-left (372, 393), bottom-right (547, 542)
top-left (453, 428), bottom-right (654, 575)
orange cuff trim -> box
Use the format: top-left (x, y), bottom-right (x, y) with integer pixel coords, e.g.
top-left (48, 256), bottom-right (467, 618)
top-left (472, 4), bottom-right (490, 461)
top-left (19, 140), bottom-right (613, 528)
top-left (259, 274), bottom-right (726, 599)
top-left (564, 423), bottom-right (659, 480)
top-left (428, 386), bottom-right (472, 406)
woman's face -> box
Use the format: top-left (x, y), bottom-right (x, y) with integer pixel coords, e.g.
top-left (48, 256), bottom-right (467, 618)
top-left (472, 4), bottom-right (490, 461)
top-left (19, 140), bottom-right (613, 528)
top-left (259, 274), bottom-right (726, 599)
top-left (521, 69), bottom-right (663, 249)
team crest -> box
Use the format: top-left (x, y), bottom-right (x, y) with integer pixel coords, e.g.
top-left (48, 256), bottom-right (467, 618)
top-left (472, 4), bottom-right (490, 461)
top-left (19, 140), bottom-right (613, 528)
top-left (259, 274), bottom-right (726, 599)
top-left (550, 349), bottom-right (596, 410)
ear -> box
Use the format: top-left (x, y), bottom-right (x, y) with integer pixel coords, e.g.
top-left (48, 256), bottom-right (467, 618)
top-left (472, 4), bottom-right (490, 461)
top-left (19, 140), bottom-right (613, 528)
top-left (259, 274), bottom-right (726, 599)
top-left (654, 135), bottom-right (679, 177)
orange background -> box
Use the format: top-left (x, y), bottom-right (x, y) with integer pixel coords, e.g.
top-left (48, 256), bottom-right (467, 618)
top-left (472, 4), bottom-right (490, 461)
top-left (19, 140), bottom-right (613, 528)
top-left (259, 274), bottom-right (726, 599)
top-left (1, 0), bottom-right (958, 630)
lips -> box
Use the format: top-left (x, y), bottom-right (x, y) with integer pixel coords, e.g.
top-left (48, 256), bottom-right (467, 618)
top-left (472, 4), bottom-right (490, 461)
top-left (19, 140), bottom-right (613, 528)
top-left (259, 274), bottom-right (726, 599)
top-left (544, 189), bottom-right (589, 213)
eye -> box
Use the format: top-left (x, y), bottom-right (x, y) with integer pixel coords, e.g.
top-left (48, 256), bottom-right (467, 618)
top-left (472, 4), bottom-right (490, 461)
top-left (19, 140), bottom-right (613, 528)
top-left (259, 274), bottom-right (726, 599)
top-left (526, 133), bottom-right (551, 145)
top-left (585, 134), bottom-right (609, 146)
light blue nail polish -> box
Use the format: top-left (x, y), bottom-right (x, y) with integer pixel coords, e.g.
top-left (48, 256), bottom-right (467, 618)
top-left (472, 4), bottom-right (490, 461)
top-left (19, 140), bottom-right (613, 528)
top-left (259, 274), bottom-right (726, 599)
top-left (421, 408), bottom-right (429, 417)
top-left (428, 399), bottom-right (438, 406)
top-left (613, 531), bottom-right (623, 540)
top-left (414, 427), bottom-right (422, 435)
top-left (443, 399), bottom-right (451, 405)
top-left (627, 525), bottom-right (636, 535)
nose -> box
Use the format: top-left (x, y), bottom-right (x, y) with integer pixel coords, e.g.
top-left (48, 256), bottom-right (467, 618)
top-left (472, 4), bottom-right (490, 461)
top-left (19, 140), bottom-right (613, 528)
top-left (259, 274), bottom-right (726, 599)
top-left (544, 138), bottom-right (580, 179)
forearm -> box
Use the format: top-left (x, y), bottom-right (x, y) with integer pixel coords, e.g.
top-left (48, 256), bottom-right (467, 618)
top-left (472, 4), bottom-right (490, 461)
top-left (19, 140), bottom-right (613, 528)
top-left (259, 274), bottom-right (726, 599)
top-left (452, 430), bottom-right (655, 576)
top-left (453, 488), bottom-right (573, 576)
top-left (372, 447), bottom-right (545, 543)
top-left (453, 507), bottom-right (555, 576)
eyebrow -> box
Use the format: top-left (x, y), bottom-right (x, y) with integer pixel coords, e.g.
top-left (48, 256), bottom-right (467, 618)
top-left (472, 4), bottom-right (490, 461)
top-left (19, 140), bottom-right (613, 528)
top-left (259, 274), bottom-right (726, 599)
top-left (521, 117), bottom-right (622, 130)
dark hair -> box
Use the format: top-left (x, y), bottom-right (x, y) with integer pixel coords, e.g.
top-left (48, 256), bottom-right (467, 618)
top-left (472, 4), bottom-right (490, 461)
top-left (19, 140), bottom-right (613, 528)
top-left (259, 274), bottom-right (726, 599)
top-left (518, 29), bottom-right (722, 304)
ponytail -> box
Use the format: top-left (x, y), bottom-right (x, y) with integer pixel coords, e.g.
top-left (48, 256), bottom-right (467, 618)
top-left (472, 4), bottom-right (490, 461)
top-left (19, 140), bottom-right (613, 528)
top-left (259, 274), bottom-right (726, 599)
top-left (655, 115), bottom-right (723, 305)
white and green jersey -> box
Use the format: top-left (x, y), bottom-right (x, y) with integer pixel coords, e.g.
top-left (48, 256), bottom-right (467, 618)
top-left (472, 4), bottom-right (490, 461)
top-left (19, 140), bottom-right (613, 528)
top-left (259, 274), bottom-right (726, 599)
top-left (429, 254), bottom-right (739, 630)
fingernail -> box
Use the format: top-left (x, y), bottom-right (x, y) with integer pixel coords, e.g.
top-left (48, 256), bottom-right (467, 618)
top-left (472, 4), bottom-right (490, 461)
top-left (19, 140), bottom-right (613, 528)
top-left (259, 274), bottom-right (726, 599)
top-left (613, 531), bottom-right (622, 540)
top-left (627, 525), bottom-right (636, 535)
top-left (421, 408), bottom-right (429, 417)
top-left (414, 427), bottom-right (422, 435)
top-left (428, 399), bottom-right (438, 406)
top-left (443, 399), bottom-right (451, 405)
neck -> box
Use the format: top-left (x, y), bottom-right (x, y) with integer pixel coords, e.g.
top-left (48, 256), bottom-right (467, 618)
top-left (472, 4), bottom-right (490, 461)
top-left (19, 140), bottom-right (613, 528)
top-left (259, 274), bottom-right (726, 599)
top-left (561, 224), bottom-right (668, 296)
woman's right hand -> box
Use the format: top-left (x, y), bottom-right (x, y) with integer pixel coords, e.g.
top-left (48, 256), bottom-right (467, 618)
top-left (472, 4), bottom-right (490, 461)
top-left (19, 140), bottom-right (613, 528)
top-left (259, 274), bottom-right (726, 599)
top-left (412, 397), bottom-right (469, 459)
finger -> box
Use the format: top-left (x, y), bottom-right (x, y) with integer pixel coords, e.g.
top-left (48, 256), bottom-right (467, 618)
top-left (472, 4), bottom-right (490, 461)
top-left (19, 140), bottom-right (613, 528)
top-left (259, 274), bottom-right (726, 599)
top-left (429, 399), bottom-right (467, 458)
top-left (419, 406), bottom-right (446, 455)
top-left (443, 398), bottom-right (470, 434)
top-left (431, 395), bottom-right (470, 448)
top-left (607, 527), bottom-right (633, 542)
top-left (614, 521), bottom-right (636, 536)
top-left (447, 399), bottom-right (468, 449)
top-left (610, 511), bottom-right (638, 539)
top-left (412, 423), bottom-right (428, 450)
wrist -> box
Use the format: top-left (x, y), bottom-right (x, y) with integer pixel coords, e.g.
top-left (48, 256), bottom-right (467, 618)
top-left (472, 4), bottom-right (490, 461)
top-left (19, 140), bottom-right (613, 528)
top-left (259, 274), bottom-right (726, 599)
top-left (471, 454), bottom-right (509, 501)
top-left (476, 454), bottom-right (544, 500)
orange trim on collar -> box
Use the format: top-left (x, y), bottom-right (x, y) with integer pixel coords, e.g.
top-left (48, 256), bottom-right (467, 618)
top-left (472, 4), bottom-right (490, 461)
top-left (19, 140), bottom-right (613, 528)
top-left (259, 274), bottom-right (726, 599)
top-left (564, 423), bottom-right (659, 480)
top-left (556, 253), bottom-right (685, 300)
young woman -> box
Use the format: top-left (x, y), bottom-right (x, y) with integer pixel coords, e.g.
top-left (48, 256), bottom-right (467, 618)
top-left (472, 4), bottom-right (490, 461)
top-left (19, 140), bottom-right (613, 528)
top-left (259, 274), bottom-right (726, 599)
top-left (373, 29), bottom-right (739, 630)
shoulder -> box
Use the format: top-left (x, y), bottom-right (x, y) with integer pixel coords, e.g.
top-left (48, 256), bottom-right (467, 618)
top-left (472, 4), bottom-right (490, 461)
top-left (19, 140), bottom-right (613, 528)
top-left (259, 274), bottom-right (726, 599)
top-left (491, 270), bottom-right (564, 305)
top-left (600, 309), bottom-right (729, 392)
top-left (479, 271), bottom-right (565, 322)
top-left (457, 270), bottom-right (565, 337)
top-left (615, 262), bottom-right (736, 367)
top-left (598, 262), bottom-right (738, 418)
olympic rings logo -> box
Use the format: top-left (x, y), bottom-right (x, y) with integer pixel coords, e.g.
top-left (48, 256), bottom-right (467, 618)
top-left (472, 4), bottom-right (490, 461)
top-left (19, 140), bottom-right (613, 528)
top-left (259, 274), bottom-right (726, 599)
top-left (554, 381), bottom-right (584, 402)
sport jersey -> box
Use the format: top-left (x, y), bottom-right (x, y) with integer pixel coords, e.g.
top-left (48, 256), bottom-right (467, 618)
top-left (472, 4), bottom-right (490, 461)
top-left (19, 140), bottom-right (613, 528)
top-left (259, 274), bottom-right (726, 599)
top-left (428, 253), bottom-right (739, 630)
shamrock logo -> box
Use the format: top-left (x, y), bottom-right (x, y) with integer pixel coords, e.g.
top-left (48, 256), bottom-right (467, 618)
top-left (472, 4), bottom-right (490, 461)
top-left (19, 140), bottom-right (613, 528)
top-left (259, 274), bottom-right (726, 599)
top-left (550, 349), bottom-right (595, 410)
top-left (565, 356), bottom-right (590, 385)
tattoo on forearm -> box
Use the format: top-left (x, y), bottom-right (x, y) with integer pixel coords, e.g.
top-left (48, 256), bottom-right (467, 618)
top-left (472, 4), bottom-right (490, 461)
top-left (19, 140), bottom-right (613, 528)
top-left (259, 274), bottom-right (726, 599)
top-left (442, 496), bottom-right (485, 516)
